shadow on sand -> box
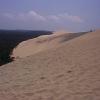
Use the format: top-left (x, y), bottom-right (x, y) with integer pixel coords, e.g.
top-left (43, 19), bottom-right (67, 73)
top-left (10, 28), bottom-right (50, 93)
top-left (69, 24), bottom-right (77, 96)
top-left (61, 32), bottom-right (89, 43)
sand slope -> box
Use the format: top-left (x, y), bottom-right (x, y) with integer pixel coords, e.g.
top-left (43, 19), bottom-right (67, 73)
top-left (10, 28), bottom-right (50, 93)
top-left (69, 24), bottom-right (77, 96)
top-left (0, 30), bottom-right (100, 100)
top-left (12, 31), bottom-right (83, 58)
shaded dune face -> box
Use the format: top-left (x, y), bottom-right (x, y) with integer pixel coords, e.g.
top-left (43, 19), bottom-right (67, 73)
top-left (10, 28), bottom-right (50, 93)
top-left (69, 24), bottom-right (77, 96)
top-left (12, 31), bottom-right (86, 59)
top-left (0, 30), bottom-right (100, 100)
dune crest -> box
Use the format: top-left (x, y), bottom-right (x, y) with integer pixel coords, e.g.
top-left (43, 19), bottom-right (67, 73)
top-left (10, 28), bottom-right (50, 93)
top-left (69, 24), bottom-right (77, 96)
top-left (11, 31), bottom-right (75, 59)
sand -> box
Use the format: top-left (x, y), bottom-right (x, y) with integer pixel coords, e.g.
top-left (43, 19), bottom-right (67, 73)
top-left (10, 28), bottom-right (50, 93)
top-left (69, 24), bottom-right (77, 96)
top-left (0, 30), bottom-right (100, 100)
top-left (11, 31), bottom-right (82, 59)
top-left (11, 31), bottom-right (71, 58)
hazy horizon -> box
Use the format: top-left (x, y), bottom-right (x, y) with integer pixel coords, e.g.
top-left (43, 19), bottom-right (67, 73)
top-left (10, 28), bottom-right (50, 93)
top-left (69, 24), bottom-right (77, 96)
top-left (0, 0), bottom-right (100, 32)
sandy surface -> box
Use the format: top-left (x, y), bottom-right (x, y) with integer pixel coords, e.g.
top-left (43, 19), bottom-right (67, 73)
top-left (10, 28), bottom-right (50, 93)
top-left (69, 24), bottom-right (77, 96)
top-left (0, 30), bottom-right (100, 100)
top-left (11, 31), bottom-right (80, 59)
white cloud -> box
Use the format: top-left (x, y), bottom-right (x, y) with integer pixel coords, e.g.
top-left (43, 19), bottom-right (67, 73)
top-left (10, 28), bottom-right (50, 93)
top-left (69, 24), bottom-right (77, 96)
top-left (28, 11), bottom-right (46, 21)
top-left (3, 11), bottom-right (46, 22)
top-left (2, 11), bottom-right (84, 23)
top-left (67, 15), bottom-right (82, 23)
top-left (47, 13), bottom-right (83, 23)
top-left (57, 13), bottom-right (83, 23)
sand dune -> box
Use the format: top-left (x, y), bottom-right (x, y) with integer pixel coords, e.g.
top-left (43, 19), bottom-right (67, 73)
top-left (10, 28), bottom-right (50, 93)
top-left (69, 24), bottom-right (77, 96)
top-left (0, 30), bottom-right (100, 100)
top-left (12, 31), bottom-right (71, 58)
top-left (12, 31), bottom-right (85, 59)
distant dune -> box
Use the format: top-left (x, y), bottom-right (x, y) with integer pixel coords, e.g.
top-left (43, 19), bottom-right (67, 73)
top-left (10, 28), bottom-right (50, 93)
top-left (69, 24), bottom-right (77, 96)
top-left (0, 30), bottom-right (100, 100)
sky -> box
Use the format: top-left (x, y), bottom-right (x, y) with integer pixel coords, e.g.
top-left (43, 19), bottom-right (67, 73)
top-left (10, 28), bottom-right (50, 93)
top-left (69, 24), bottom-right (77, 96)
top-left (0, 0), bottom-right (100, 32)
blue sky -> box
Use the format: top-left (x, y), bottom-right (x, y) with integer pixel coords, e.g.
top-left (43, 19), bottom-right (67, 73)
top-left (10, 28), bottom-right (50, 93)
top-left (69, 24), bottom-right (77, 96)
top-left (0, 0), bottom-right (99, 32)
